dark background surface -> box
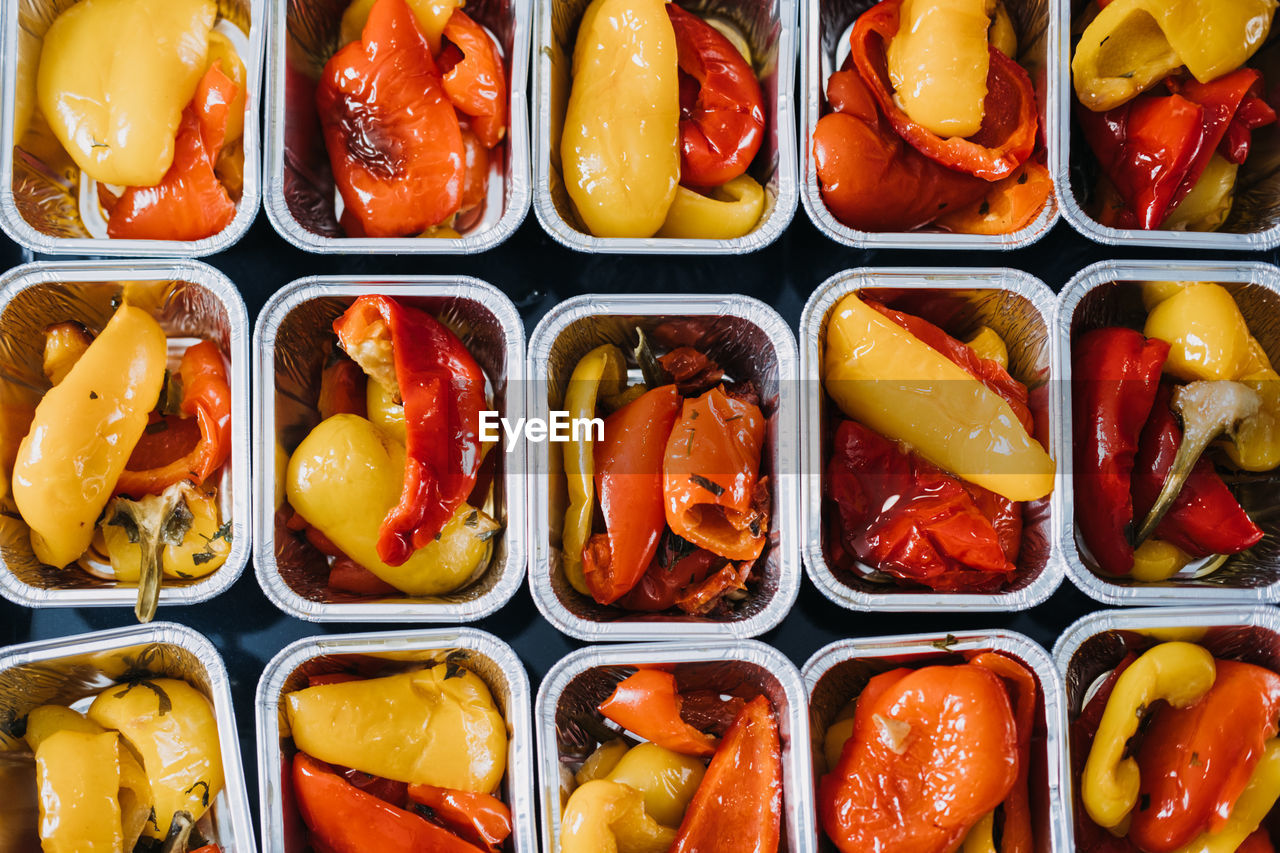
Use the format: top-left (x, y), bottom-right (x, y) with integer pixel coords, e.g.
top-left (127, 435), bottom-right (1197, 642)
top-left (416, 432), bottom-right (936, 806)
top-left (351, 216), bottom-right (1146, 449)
top-left (2, 210), bottom-right (1276, 830)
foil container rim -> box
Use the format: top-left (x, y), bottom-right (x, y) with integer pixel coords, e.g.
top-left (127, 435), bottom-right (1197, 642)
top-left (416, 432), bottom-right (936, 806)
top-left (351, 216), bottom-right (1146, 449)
top-left (798, 266), bottom-right (1066, 611)
top-left (533, 639), bottom-right (818, 853)
top-left (799, 0), bottom-right (1060, 250)
top-left (1056, 259), bottom-right (1280, 604)
top-left (261, 0), bottom-right (533, 254)
top-left (0, 259), bottom-right (253, 610)
top-left (0, 0), bottom-right (266, 257)
top-left (254, 627), bottom-right (534, 853)
top-left (525, 292), bottom-right (802, 641)
top-left (251, 275), bottom-right (529, 622)
top-left (0, 621), bottom-right (258, 853)
top-left (530, 0), bottom-right (800, 255)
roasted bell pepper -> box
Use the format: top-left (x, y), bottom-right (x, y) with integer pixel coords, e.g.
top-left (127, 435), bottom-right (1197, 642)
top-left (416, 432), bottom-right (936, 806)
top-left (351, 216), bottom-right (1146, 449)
top-left (115, 340), bottom-right (231, 497)
top-left (562, 0), bottom-right (680, 237)
top-left (598, 669), bottom-right (718, 757)
top-left (656, 175), bottom-right (766, 239)
top-left (12, 304), bottom-right (167, 568)
top-left (88, 677), bottom-right (224, 837)
top-left (969, 652), bottom-right (1038, 853)
top-left (1171, 739), bottom-right (1280, 853)
top-left (41, 321), bottom-right (92, 386)
top-left (1071, 327), bottom-right (1170, 575)
top-left (319, 358), bottom-right (368, 420)
top-left (341, 0), bottom-right (463, 54)
top-left (333, 296), bottom-right (486, 566)
top-left (406, 784), bottom-right (512, 850)
top-left (285, 664), bottom-right (507, 792)
top-left (616, 546), bottom-right (728, 612)
top-left (1131, 660), bottom-right (1280, 850)
top-left (36, 0), bottom-right (216, 187)
top-left (819, 665), bottom-right (1018, 853)
top-left (1082, 642), bottom-right (1217, 829)
top-left (850, 0), bottom-right (1037, 180)
top-left (1241, 831), bottom-right (1279, 853)
top-left (663, 387), bottom-right (768, 561)
top-left (582, 386), bottom-right (682, 604)
top-left (671, 695), bottom-right (781, 853)
top-left (104, 62), bottom-right (239, 241)
top-left (825, 292), bottom-right (1054, 502)
top-left (936, 160), bottom-right (1055, 236)
top-left (294, 752), bottom-right (486, 853)
top-left (576, 739), bottom-right (629, 786)
top-left (560, 779), bottom-right (676, 853)
top-left (439, 10), bottom-right (508, 149)
top-left (318, 0), bottom-right (464, 237)
top-left (666, 3), bottom-right (765, 188)
top-left (605, 742), bottom-right (706, 828)
top-left (34, 729), bottom-right (125, 853)
top-left (1132, 382), bottom-right (1263, 560)
top-left (1146, 282), bottom-right (1258, 381)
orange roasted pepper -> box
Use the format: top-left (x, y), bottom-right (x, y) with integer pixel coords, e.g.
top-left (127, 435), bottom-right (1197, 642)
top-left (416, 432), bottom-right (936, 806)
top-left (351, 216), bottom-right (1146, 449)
top-left (597, 669), bottom-right (718, 758)
top-left (406, 784), bottom-right (512, 851)
top-left (440, 9), bottom-right (508, 149)
top-left (969, 652), bottom-right (1038, 853)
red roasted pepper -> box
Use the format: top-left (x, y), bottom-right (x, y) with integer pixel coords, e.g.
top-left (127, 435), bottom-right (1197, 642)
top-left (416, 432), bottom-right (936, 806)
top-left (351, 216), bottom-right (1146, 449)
top-left (1071, 327), bottom-right (1170, 575)
top-left (849, 0), bottom-right (1037, 180)
top-left (292, 752), bottom-right (485, 853)
top-left (332, 296), bottom-right (486, 566)
top-left (582, 386), bottom-right (683, 604)
top-left (1131, 382), bottom-right (1263, 559)
top-left (819, 664), bottom-right (1018, 853)
top-left (328, 555), bottom-right (399, 596)
top-left (104, 63), bottom-right (238, 241)
top-left (666, 3), bottom-right (765, 188)
top-left (1132, 660), bottom-right (1280, 851)
top-left (406, 784), bottom-right (513, 851)
top-left (317, 0), bottom-right (464, 237)
top-left (115, 340), bottom-right (231, 497)
top-left (672, 695), bottom-right (782, 853)
top-left (617, 547), bottom-right (728, 612)
top-left (969, 652), bottom-right (1038, 853)
top-left (440, 9), bottom-right (508, 150)
top-left (1242, 832), bottom-right (1279, 853)
top-left (317, 359), bottom-right (368, 420)
top-left (597, 669), bottom-right (718, 757)
top-left (663, 387), bottom-right (768, 562)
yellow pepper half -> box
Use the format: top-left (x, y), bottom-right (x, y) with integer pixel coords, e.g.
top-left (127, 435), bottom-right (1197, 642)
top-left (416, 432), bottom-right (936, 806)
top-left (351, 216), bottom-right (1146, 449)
top-left (12, 304), bottom-right (167, 569)
top-left (560, 779), bottom-right (676, 853)
top-left (34, 729), bottom-right (123, 853)
top-left (562, 0), bottom-right (680, 238)
top-left (886, 0), bottom-right (994, 138)
top-left (606, 743), bottom-right (706, 827)
top-left (37, 0), bottom-right (217, 186)
top-left (823, 292), bottom-right (1055, 502)
top-left (1072, 0), bottom-right (1277, 112)
top-left (285, 664), bottom-right (508, 792)
top-left (964, 325), bottom-right (1010, 369)
top-left (340, 0), bottom-right (462, 54)
top-left (87, 677), bottom-right (224, 838)
top-left (562, 345), bottom-right (628, 595)
top-left (1170, 738), bottom-right (1280, 853)
top-left (1082, 642), bottom-right (1216, 829)
top-left (655, 175), bottom-right (766, 240)
top-left (286, 414), bottom-right (498, 596)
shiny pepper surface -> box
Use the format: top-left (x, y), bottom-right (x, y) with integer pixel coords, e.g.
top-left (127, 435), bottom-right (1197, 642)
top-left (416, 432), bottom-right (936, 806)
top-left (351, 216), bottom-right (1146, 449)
top-left (34, 729), bottom-right (123, 852)
top-left (37, 0), bottom-right (216, 187)
top-left (285, 664), bottom-right (507, 792)
top-left (562, 0), bottom-right (680, 237)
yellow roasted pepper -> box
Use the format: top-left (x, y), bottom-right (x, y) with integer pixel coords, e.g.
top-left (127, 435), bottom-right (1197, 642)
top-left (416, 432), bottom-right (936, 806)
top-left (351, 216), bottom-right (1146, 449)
top-left (41, 322), bottom-right (92, 387)
top-left (606, 743), bottom-right (706, 827)
top-left (576, 739), bottom-right (630, 786)
top-left (887, 0), bottom-right (994, 138)
top-left (1072, 0), bottom-right (1277, 112)
top-left (12, 304), bottom-right (167, 569)
top-left (962, 811), bottom-right (998, 853)
top-left (562, 0), bottom-right (680, 238)
top-left (34, 729), bottom-right (123, 852)
top-left (823, 716), bottom-right (856, 773)
top-left (655, 175), bottom-right (766, 240)
top-left (562, 345), bottom-right (628, 594)
top-left (367, 377), bottom-right (407, 444)
top-left (87, 677), bottom-right (224, 837)
top-left (1170, 738), bottom-right (1280, 853)
top-left (1162, 154), bottom-right (1239, 232)
top-left (988, 3), bottom-right (1017, 58)
top-left (206, 29), bottom-right (247, 147)
top-left (965, 325), bottom-right (1009, 369)
top-left (37, 0), bottom-right (217, 186)
top-left (287, 414), bottom-right (498, 596)
top-left (560, 779), bottom-right (676, 853)
top-left (1130, 538), bottom-right (1194, 582)
top-left (823, 292), bottom-right (1055, 502)
top-left (102, 483), bottom-right (230, 582)
top-left (1082, 642), bottom-right (1216, 829)
top-left (340, 0), bottom-right (462, 54)
top-left (285, 664), bottom-right (508, 792)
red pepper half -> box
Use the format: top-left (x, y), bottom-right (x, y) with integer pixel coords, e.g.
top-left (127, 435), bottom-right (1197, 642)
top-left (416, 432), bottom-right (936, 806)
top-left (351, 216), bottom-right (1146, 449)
top-left (850, 0), bottom-right (1037, 180)
top-left (814, 69), bottom-right (990, 232)
top-left (1131, 382), bottom-right (1263, 559)
top-left (666, 3), bottom-right (765, 188)
top-left (597, 669), bottom-right (718, 757)
top-left (969, 652), bottom-right (1038, 853)
top-left (332, 296), bottom-right (486, 566)
top-left (672, 695), bottom-right (782, 853)
top-left (1132, 659), bottom-right (1280, 851)
top-left (582, 386), bottom-right (683, 604)
top-left (440, 9), bottom-right (508, 150)
top-left (104, 63), bottom-right (238, 241)
top-left (406, 784), bottom-right (513, 852)
top-left (115, 340), bottom-right (232, 498)
top-left (317, 0), bottom-right (464, 237)
top-left (1071, 327), bottom-right (1170, 576)
top-left (292, 752), bottom-right (485, 853)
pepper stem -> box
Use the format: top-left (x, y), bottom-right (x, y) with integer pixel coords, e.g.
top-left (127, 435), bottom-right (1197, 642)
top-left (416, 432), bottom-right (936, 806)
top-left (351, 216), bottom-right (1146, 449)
top-left (105, 483), bottom-right (196, 623)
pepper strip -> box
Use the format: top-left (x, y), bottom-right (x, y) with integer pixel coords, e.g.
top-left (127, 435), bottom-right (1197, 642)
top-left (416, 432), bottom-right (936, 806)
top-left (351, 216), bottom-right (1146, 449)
top-left (597, 669), bottom-right (718, 757)
top-left (969, 652), bottom-right (1037, 853)
top-left (440, 9), bottom-right (508, 149)
top-left (333, 296), bottom-right (485, 567)
top-left (406, 784), bottom-right (512, 851)
top-left (850, 0), bottom-right (1038, 180)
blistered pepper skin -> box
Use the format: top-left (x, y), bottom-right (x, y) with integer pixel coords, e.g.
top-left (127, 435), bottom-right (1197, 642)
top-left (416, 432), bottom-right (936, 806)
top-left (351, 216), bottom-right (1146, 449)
top-left (37, 0), bottom-right (216, 186)
top-left (562, 0), bottom-right (680, 238)
top-left (12, 305), bottom-right (167, 568)
top-left (285, 664), bottom-right (507, 792)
